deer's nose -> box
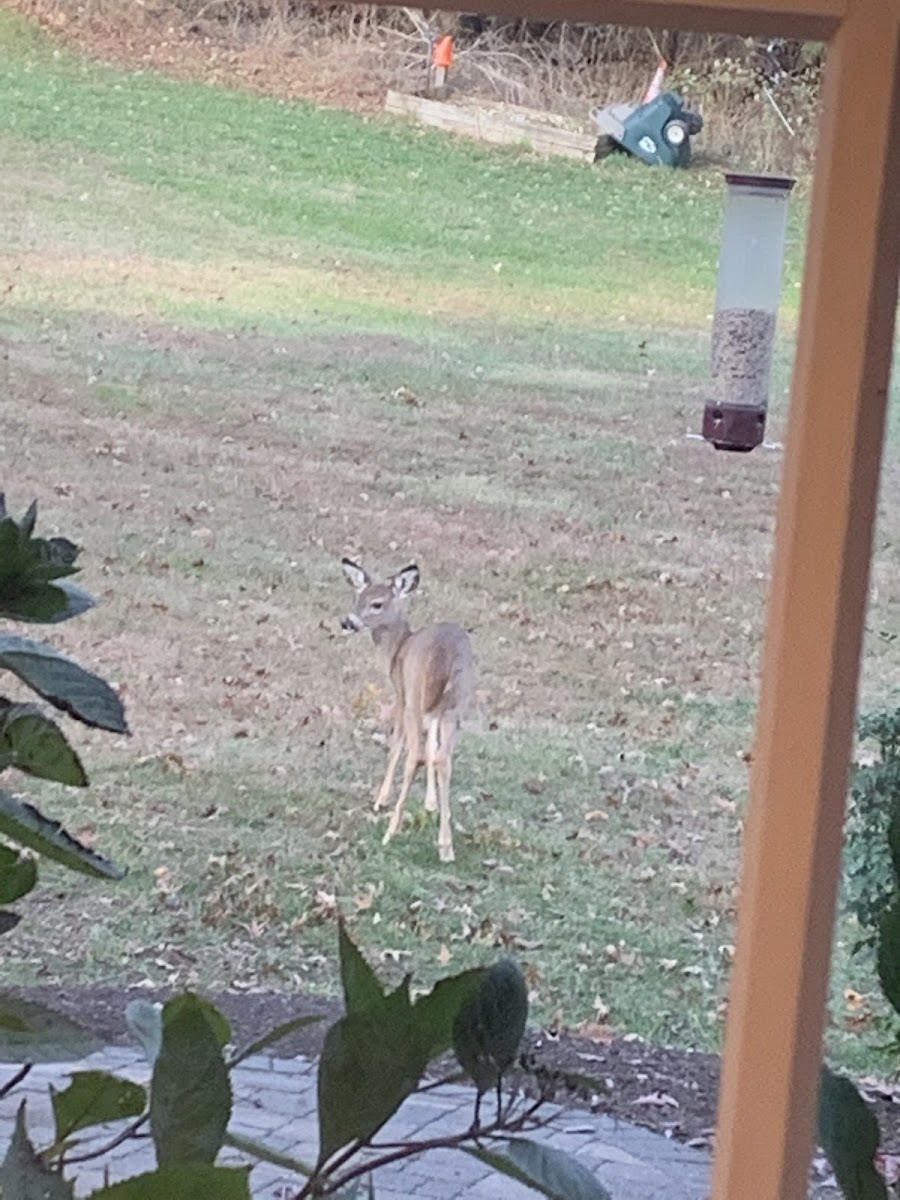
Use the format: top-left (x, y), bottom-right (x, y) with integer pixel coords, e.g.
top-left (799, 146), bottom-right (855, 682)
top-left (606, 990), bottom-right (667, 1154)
top-left (341, 614), bottom-right (363, 632)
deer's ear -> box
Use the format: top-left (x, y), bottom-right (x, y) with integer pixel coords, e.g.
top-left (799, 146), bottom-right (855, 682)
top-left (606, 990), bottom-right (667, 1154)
top-left (392, 564), bottom-right (420, 598)
top-left (342, 558), bottom-right (371, 593)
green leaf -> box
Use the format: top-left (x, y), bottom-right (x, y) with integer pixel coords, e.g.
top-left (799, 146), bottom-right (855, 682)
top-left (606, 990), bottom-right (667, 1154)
top-left (0, 634), bottom-right (128, 733)
top-left (41, 580), bottom-right (97, 624)
top-left (0, 789), bottom-right (125, 879)
top-left (20, 502), bottom-right (38, 538)
top-left (229, 1013), bottom-right (322, 1067)
top-left (0, 843), bottom-right (38, 903)
top-left (413, 968), bottom-right (485, 1061)
top-left (85, 1165), bottom-right (251, 1199)
top-left (224, 1132), bottom-right (313, 1178)
top-left (51, 1071), bottom-right (147, 1142)
top-left (0, 1104), bottom-right (75, 1199)
top-left (317, 980), bottom-right (426, 1163)
top-left (0, 583), bottom-right (69, 624)
top-left (0, 910), bottom-right (21, 935)
top-left (877, 896), bottom-right (900, 1017)
top-left (887, 797), bottom-right (900, 886)
top-left (0, 702), bottom-right (88, 786)
top-left (452, 960), bottom-right (528, 1093)
top-left (150, 994), bottom-right (232, 1166)
top-left (818, 1067), bottom-right (887, 1200)
top-left (0, 502), bottom-right (85, 625)
top-left (126, 1001), bottom-right (163, 1067)
top-left (0, 994), bottom-right (101, 1063)
top-left (0, 581), bottom-right (96, 625)
top-left (164, 993), bottom-right (231, 1051)
top-left (339, 921), bottom-right (384, 1014)
top-left (465, 1139), bottom-right (612, 1200)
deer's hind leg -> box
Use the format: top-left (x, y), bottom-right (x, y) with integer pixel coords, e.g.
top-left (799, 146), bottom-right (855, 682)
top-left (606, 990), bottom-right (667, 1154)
top-left (434, 712), bottom-right (460, 864)
top-left (424, 716), bottom-right (439, 813)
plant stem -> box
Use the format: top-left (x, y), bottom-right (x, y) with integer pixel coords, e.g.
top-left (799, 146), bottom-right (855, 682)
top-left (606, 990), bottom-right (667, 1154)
top-left (60, 1113), bottom-right (150, 1165)
top-left (417, 1071), bottom-right (466, 1093)
top-left (0, 1063), bottom-right (32, 1099)
top-left (295, 1139), bottom-right (364, 1200)
top-left (308, 1096), bottom-right (549, 1197)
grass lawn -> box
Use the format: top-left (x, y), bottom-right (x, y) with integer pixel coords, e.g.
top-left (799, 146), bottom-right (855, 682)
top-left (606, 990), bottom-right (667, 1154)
top-left (1, 7), bottom-right (899, 1075)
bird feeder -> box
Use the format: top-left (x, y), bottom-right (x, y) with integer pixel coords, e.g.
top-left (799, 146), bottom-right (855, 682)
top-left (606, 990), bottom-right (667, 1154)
top-left (702, 173), bottom-right (795, 451)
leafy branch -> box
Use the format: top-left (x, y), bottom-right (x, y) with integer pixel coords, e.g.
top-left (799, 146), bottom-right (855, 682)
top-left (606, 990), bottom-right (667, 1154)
top-left (306, 1091), bottom-right (549, 1199)
top-left (0, 497), bottom-right (127, 937)
top-left (0, 925), bottom-right (612, 1200)
top-left (0, 498), bottom-right (128, 1112)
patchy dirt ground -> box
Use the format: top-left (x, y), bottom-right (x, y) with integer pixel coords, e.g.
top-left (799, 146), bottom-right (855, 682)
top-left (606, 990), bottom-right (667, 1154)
top-left (7, 0), bottom-right (393, 112)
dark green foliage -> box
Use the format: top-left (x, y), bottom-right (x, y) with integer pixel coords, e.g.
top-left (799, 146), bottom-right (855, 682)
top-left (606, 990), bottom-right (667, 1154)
top-left (466, 1139), bottom-right (613, 1200)
top-left (317, 929), bottom-right (488, 1165)
top-left (317, 979), bottom-right (425, 1162)
top-left (0, 496), bottom-right (84, 625)
top-left (452, 959), bottom-right (529, 1093)
top-left (0, 636), bottom-right (128, 735)
top-left (0, 1105), bottom-right (75, 1199)
top-left (413, 967), bottom-right (484, 1060)
top-left (825, 707), bottom-right (900, 1200)
top-left (0, 926), bottom-right (605, 1200)
top-left (0, 843), bottom-right (37, 904)
top-left (86, 1165), bottom-right (252, 1199)
top-left (0, 790), bottom-right (124, 880)
top-left (51, 1072), bottom-right (147, 1143)
top-left (150, 995), bottom-right (232, 1167)
top-left (877, 897), bottom-right (900, 1016)
top-left (0, 498), bottom-right (126, 931)
top-left (0, 701), bottom-right (87, 786)
top-left (338, 918), bottom-right (385, 1014)
top-left (843, 707), bottom-right (900, 945)
top-left (818, 1068), bottom-right (887, 1200)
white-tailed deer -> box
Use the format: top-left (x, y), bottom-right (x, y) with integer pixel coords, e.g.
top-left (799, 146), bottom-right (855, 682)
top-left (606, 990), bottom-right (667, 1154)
top-left (340, 558), bottom-right (475, 863)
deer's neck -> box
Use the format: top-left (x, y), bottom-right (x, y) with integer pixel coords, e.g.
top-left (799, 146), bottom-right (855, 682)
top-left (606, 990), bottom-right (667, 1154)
top-left (372, 621), bottom-right (412, 672)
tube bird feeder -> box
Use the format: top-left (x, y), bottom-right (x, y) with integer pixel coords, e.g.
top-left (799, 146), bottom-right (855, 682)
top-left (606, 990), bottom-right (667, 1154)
top-left (703, 173), bottom-right (795, 451)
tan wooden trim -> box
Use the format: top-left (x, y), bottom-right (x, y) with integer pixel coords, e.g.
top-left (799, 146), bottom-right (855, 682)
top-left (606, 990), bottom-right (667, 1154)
top-left (378, 0), bottom-right (842, 38)
top-left (711, 4), bottom-right (900, 1198)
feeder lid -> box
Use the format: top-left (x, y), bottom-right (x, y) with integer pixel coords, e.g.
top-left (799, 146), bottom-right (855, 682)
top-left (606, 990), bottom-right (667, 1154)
top-left (725, 173), bottom-right (796, 191)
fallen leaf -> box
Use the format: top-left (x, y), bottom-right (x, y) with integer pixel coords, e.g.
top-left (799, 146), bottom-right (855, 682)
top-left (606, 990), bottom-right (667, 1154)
top-left (634, 1091), bottom-right (679, 1109)
top-left (877, 1152), bottom-right (900, 1185)
top-left (576, 1021), bottom-right (616, 1044)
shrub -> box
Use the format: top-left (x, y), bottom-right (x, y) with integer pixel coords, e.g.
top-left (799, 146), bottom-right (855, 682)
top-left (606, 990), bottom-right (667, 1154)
top-left (0, 924), bottom-right (612, 1199)
top-left (0, 495), bottom-right (127, 930)
top-left (842, 706), bottom-right (900, 948)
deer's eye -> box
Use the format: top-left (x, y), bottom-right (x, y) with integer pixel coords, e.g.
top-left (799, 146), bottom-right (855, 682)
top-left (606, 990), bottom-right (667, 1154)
top-left (370, 600), bottom-right (384, 611)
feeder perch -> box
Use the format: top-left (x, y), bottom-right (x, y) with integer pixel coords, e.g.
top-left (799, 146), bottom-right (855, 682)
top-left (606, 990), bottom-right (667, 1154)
top-left (703, 173), bottom-right (795, 452)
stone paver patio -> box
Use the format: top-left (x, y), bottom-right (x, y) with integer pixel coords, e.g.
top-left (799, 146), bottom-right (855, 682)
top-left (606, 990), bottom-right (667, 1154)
top-left (0, 1047), bottom-right (712, 1198)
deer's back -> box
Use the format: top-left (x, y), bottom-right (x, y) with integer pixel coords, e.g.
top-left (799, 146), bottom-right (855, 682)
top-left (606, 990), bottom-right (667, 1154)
top-left (395, 622), bottom-right (474, 716)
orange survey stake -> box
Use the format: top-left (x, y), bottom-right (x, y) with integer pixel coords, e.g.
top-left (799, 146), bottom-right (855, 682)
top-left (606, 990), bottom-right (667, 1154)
top-left (432, 35), bottom-right (453, 70)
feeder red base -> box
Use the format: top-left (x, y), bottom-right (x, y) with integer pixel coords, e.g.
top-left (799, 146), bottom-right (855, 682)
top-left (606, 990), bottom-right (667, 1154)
top-left (702, 403), bottom-right (767, 452)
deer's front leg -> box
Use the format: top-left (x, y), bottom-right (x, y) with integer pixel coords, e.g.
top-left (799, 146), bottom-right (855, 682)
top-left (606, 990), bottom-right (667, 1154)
top-left (374, 703), bottom-right (404, 811)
